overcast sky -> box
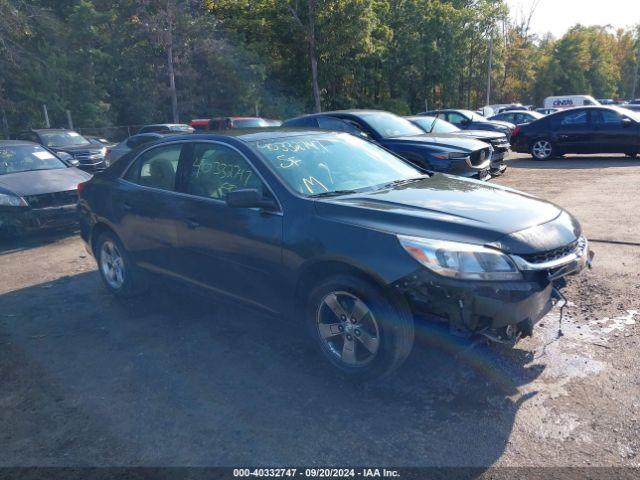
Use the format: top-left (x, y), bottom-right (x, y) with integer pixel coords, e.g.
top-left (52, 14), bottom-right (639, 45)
top-left (505, 0), bottom-right (638, 37)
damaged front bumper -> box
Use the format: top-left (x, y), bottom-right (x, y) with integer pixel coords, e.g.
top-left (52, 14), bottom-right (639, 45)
top-left (0, 204), bottom-right (79, 236)
top-left (395, 237), bottom-right (593, 342)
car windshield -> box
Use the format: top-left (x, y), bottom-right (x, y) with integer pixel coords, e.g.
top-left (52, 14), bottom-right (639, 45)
top-left (358, 112), bottom-right (424, 138)
top-left (234, 119), bottom-right (269, 128)
top-left (458, 110), bottom-right (488, 122)
top-left (528, 111), bottom-right (544, 120)
top-left (169, 124), bottom-right (193, 132)
top-left (39, 131), bottom-right (90, 148)
top-left (253, 133), bottom-right (422, 197)
top-left (0, 144), bottom-right (66, 175)
top-left (410, 116), bottom-right (460, 134)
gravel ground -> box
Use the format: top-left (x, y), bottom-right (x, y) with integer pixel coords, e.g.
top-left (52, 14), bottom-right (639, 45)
top-left (0, 154), bottom-right (638, 468)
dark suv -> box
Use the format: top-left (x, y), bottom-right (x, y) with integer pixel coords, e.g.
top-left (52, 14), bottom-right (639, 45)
top-left (16, 129), bottom-right (107, 172)
top-left (78, 130), bottom-right (591, 380)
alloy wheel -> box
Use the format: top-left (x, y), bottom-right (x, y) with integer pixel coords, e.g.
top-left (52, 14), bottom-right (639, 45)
top-left (316, 291), bottom-right (380, 367)
top-left (100, 240), bottom-right (125, 289)
top-left (532, 140), bottom-right (552, 159)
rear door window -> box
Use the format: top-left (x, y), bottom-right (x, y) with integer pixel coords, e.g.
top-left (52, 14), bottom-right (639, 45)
top-left (592, 109), bottom-right (623, 126)
top-left (553, 110), bottom-right (588, 127)
top-left (124, 143), bottom-right (183, 191)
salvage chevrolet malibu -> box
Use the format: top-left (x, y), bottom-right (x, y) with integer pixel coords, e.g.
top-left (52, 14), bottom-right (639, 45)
top-left (78, 130), bottom-right (592, 380)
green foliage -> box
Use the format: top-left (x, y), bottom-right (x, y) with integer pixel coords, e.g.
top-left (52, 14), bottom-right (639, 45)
top-left (0, 0), bottom-right (638, 139)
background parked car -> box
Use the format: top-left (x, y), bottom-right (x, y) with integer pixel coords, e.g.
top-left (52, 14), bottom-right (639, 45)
top-left (405, 115), bottom-right (509, 176)
top-left (489, 110), bottom-right (544, 126)
top-left (283, 110), bottom-right (495, 180)
top-left (420, 109), bottom-right (515, 138)
top-left (189, 117), bottom-right (277, 131)
top-left (511, 106), bottom-right (640, 160)
top-left (104, 133), bottom-right (169, 167)
top-left (85, 135), bottom-right (117, 148)
top-left (137, 124), bottom-right (194, 134)
top-left (0, 140), bottom-right (91, 237)
top-left (535, 108), bottom-right (559, 115)
top-left (15, 128), bottom-right (107, 172)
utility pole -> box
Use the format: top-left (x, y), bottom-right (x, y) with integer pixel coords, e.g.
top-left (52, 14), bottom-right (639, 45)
top-left (632, 43), bottom-right (640, 100)
top-left (66, 110), bottom-right (74, 130)
top-left (43, 104), bottom-right (50, 128)
top-left (486, 36), bottom-right (493, 106)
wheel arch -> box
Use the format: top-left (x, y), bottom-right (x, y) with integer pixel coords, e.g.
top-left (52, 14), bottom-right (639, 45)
top-left (90, 221), bottom-right (120, 257)
top-left (292, 258), bottom-right (408, 322)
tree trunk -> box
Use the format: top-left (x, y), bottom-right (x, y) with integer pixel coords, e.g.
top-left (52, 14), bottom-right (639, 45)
top-left (308, 0), bottom-right (321, 112)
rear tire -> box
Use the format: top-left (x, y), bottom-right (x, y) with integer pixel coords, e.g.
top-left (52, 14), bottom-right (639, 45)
top-left (96, 232), bottom-right (148, 297)
top-left (305, 274), bottom-right (414, 381)
top-left (530, 139), bottom-right (555, 160)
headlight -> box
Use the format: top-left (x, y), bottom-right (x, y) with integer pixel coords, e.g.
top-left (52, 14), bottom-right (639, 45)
top-left (432, 152), bottom-right (470, 160)
top-left (0, 193), bottom-right (28, 207)
top-left (397, 235), bottom-right (522, 280)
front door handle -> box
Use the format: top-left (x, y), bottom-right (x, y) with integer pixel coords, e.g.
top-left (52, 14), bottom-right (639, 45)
top-left (186, 219), bottom-right (200, 229)
top-left (122, 202), bottom-right (133, 211)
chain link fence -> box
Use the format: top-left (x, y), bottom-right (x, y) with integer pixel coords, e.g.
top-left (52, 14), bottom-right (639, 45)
top-left (75, 125), bottom-right (148, 142)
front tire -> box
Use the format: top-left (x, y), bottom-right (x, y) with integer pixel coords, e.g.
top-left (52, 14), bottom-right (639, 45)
top-left (531, 139), bottom-right (555, 160)
top-left (306, 274), bottom-right (414, 381)
top-left (96, 232), bottom-right (148, 297)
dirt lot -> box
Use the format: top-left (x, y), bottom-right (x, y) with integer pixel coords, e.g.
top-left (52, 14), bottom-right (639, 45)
top-left (1, 154), bottom-right (639, 468)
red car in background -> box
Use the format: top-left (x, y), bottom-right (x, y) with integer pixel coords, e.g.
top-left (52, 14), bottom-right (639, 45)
top-left (189, 117), bottom-right (281, 131)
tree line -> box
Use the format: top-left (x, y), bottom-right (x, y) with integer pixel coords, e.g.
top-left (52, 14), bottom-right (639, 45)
top-left (1, 0), bottom-right (639, 138)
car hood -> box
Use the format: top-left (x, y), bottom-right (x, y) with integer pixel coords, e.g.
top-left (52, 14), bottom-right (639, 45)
top-left (452, 130), bottom-right (505, 141)
top-left (485, 119), bottom-right (515, 129)
top-left (0, 168), bottom-right (91, 196)
top-left (49, 144), bottom-right (104, 154)
top-left (384, 134), bottom-right (489, 152)
top-left (314, 174), bottom-right (579, 255)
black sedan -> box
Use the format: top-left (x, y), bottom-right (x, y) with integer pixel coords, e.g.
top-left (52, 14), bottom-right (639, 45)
top-left (420, 109), bottom-right (515, 138)
top-left (78, 130), bottom-right (591, 380)
top-left (406, 115), bottom-right (510, 176)
top-left (511, 106), bottom-right (640, 160)
top-left (16, 129), bottom-right (107, 172)
top-left (0, 141), bottom-right (92, 237)
top-left (282, 110), bottom-right (494, 180)
top-left (488, 110), bottom-right (544, 126)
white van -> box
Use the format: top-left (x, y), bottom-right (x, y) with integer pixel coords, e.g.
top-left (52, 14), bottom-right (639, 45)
top-left (543, 95), bottom-right (600, 110)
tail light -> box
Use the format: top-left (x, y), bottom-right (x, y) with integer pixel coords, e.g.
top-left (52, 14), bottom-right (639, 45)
top-left (77, 181), bottom-right (88, 196)
top-left (512, 125), bottom-right (521, 138)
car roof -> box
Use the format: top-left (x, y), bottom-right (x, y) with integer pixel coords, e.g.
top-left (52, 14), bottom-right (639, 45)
top-left (153, 128), bottom-right (337, 143)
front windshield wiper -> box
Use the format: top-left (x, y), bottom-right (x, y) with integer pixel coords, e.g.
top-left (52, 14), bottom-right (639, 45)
top-left (375, 176), bottom-right (428, 191)
top-left (308, 189), bottom-right (361, 198)
top-left (429, 117), bottom-right (437, 133)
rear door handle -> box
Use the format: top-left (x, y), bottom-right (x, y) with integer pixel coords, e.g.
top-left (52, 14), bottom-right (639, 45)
top-left (186, 219), bottom-right (200, 229)
top-left (122, 202), bottom-right (133, 211)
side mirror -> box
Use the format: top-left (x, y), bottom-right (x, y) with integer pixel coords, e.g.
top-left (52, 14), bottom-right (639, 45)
top-left (622, 118), bottom-right (633, 127)
top-left (226, 188), bottom-right (278, 211)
